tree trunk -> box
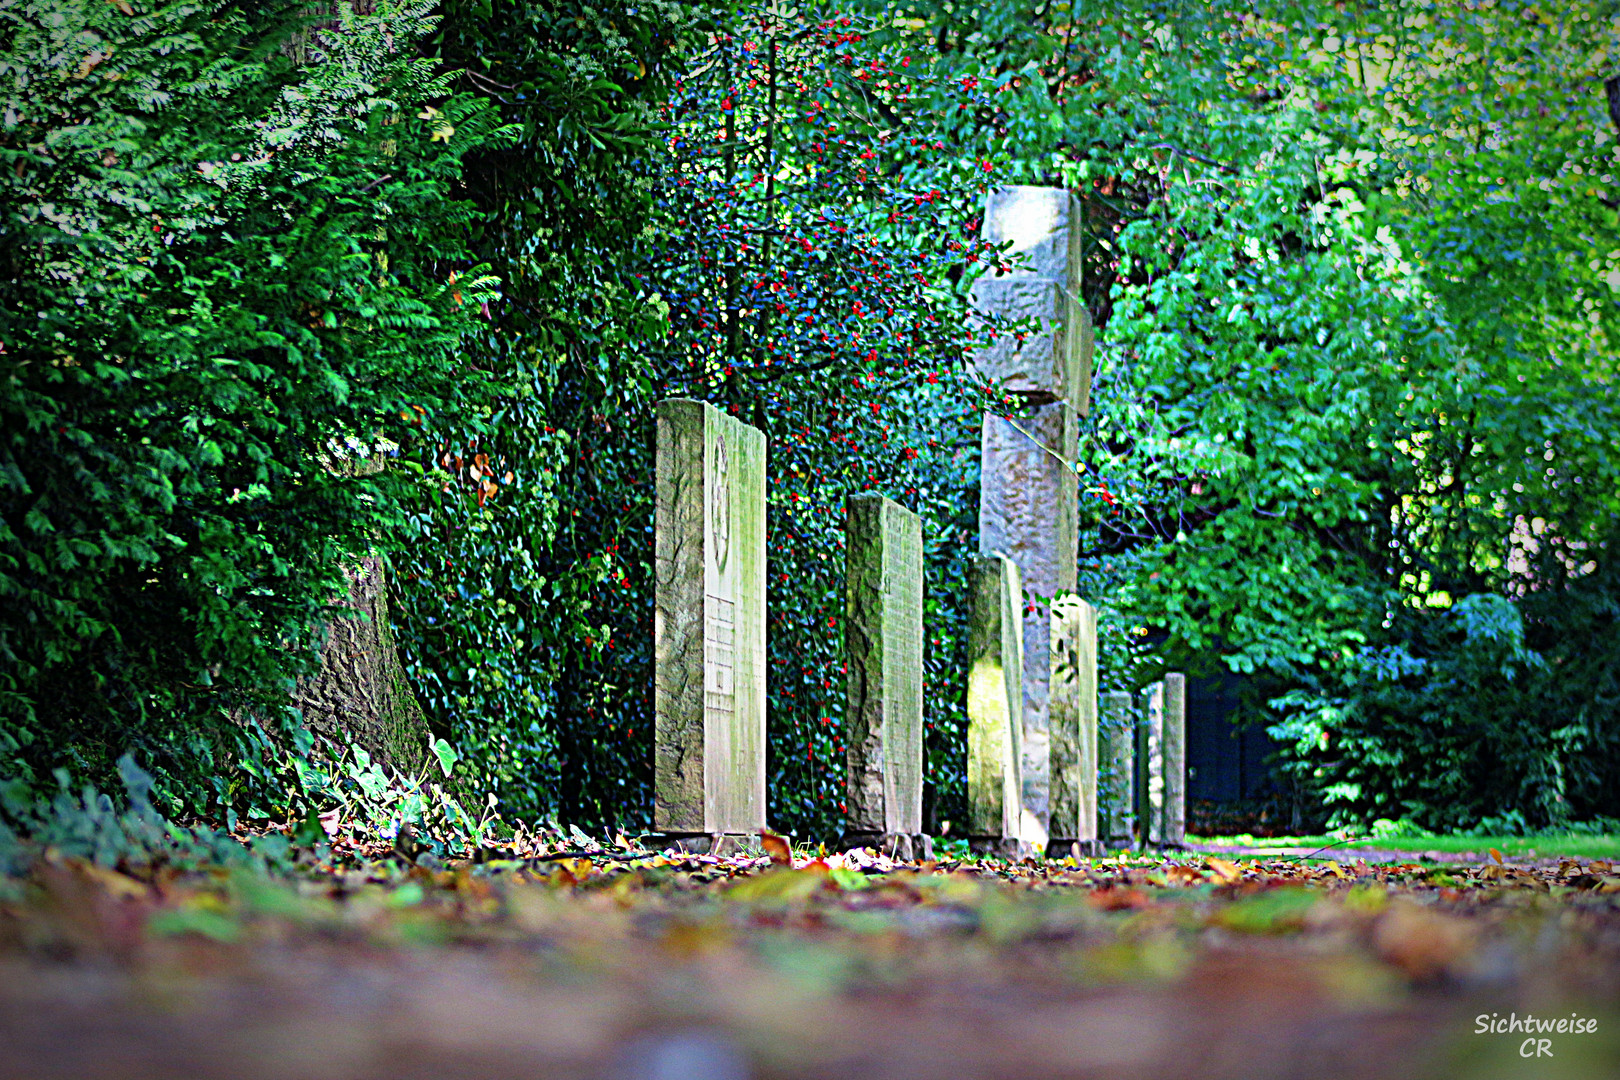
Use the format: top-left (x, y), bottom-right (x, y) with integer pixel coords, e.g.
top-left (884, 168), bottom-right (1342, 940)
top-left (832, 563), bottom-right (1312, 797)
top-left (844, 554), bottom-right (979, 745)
top-left (290, 554), bottom-right (434, 778)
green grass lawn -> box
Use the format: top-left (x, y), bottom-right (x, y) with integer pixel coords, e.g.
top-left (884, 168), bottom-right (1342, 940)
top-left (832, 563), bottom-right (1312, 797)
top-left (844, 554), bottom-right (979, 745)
top-left (1190, 832), bottom-right (1620, 861)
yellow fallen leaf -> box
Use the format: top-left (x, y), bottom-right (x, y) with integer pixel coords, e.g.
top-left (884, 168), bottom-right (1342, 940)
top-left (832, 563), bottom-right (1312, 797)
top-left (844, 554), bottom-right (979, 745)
top-left (78, 862), bottom-right (150, 902)
top-left (1206, 857), bottom-right (1241, 884)
top-left (725, 868), bottom-right (822, 903)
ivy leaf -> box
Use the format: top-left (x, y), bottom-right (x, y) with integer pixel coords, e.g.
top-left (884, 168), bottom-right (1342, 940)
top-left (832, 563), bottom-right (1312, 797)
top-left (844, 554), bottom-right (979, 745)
top-left (431, 738), bottom-right (458, 778)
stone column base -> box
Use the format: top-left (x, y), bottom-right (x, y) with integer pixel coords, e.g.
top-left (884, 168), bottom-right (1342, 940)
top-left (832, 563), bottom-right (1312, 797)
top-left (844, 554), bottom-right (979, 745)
top-left (840, 832), bottom-right (934, 862)
top-left (1142, 838), bottom-right (1190, 854)
top-left (651, 833), bottom-right (753, 857)
top-left (968, 836), bottom-right (1033, 860)
top-left (1046, 838), bottom-right (1105, 859)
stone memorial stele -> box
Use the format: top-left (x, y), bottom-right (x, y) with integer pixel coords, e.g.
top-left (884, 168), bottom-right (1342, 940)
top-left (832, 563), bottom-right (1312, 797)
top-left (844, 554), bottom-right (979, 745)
top-left (843, 494), bottom-right (929, 860)
top-left (653, 399), bottom-right (767, 850)
top-left (1099, 691), bottom-right (1135, 848)
top-left (1164, 673), bottom-right (1186, 846)
top-left (966, 553), bottom-right (1024, 856)
top-left (1046, 595), bottom-right (1098, 857)
top-left (1137, 681), bottom-right (1165, 847)
top-left (972, 186), bottom-right (1093, 849)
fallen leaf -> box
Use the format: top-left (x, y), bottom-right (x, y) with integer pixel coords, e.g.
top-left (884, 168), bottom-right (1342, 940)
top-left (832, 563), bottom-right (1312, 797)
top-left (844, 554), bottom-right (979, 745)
top-left (147, 906), bottom-right (240, 943)
top-left (75, 862), bottom-right (150, 902)
top-left (726, 869), bottom-right (823, 903)
top-left (1213, 888), bottom-right (1318, 934)
top-left (1373, 901), bottom-right (1477, 980)
top-left (760, 831), bottom-right (792, 867)
top-left (827, 866), bottom-right (870, 891)
top-left (1206, 857), bottom-right (1242, 885)
top-left (1165, 864), bottom-right (1203, 886)
top-left (1086, 886), bottom-right (1152, 911)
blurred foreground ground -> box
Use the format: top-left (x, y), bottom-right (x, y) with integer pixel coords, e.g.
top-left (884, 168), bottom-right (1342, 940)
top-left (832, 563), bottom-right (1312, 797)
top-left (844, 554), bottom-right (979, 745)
top-left (4, 842), bottom-right (1619, 1080)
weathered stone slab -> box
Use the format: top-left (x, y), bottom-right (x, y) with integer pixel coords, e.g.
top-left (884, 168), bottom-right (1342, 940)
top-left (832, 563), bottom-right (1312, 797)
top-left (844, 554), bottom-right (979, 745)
top-left (843, 494), bottom-right (925, 854)
top-left (1136, 682), bottom-right (1165, 847)
top-left (1099, 691), bottom-right (1135, 848)
top-left (973, 186), bottom-right (1090, 852)
top-left (1164, 672), bottom-right (1186, 846)
top-left (980, 402), bottom-right (1077, 847)
top-left (967, 553), bottom-right (1023, 850)
top-left (653, 399), bottom-right (767, 838)
top-left (1046, 595), bottom-right (1097, 855)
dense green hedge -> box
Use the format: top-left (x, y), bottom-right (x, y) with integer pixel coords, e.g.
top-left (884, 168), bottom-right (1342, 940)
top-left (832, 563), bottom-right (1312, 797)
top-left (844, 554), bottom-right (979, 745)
top-left (0, 0), bottom-right (508, 810)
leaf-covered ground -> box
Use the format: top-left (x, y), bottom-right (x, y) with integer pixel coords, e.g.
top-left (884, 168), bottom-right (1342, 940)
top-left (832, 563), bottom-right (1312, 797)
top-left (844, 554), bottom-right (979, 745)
top-left (4, 836), bottom-right (1620, 1080)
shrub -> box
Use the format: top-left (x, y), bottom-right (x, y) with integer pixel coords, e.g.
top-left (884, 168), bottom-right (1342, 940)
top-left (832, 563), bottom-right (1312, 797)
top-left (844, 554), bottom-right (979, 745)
top-left (0, 0), bottom-right (509, 811)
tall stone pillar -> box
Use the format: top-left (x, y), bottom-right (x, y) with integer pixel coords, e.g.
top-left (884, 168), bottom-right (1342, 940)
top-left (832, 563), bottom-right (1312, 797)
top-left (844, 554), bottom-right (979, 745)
top-left (1099, 691), bottom-right (1135, 849)
top-left (1047, 595), bottom-right (1098, 857)
top-left (1164, 673), bottom-right (1187, 846)
top-left (843, 494), bottom-right (929, 860)
top-left (966, 553), bottom-right (1024, 856)
top-left (973, 186), bottom-right (1092, 848)
top-left (1137, 681), bottom-right (1165, 848)
top-left (653, 399), bottom-right (767, 848)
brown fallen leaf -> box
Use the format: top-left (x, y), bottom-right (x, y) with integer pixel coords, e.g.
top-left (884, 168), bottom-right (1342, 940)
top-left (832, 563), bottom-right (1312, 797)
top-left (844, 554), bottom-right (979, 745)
top-left (1087, 886), bottom-right (1153, 911)
top-left (1372, 901), bottom-right (1477, 980)
top-left (1165, 864), bottom-right (1203, 887)
top-left (760, 831), bottom-right (792, 867)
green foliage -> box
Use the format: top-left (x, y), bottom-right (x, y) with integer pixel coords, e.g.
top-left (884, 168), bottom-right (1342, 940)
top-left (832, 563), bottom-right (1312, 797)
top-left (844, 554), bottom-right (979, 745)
top-left (842, 0), bottom-right (1619, 829)
top-left (389, 0), bottom-right (707, 823)
top-left (6, 0), bottom-right (1614, 842)
top-left (0, 0), bottom-right (509, 807)
top-left (398, 1), bottom-right (1012, 838)
top-left (0, 754), bottom-right (256, 877)
top-left (291, 739), bottom-right (507, 855)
